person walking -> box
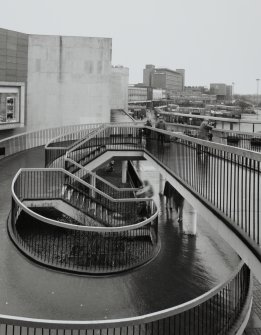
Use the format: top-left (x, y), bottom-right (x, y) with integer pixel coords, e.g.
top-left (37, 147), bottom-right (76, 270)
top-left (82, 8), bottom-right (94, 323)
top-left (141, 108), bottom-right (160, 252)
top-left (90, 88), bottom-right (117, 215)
top-left (155, 116), bottom-right (167, 143)
top-left (197, 118), bottom-right (213, 154)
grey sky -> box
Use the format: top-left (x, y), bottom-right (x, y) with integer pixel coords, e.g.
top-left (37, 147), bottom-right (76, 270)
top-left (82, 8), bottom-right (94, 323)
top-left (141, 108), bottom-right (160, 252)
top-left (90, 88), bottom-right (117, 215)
top-left (0, 0), bottom-right (260, 93)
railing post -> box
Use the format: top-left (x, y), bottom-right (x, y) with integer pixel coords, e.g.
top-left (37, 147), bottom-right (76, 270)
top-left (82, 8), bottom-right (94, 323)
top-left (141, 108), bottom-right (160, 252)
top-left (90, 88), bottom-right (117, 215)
top-left (159, 173), bottom-right (165, 195)
top-left (90, 172), bottom-right (96, 198)
top-left (122, 160), bottom-right (128, 184)
top-left (182, 200), bottom-right (197, 236)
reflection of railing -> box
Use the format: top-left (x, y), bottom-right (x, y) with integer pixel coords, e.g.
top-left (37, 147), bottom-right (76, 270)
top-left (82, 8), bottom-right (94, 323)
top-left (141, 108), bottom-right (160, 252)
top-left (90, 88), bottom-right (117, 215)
top-left (10, 168), bottom-right (159, 274)
top-left (0, 261), bottom-right (251, 334)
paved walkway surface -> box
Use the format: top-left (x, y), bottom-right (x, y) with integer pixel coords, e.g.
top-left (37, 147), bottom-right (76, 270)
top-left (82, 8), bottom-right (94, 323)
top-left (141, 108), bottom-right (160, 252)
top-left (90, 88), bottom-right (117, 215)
top-left (244, 277), bottom-right (261, 334)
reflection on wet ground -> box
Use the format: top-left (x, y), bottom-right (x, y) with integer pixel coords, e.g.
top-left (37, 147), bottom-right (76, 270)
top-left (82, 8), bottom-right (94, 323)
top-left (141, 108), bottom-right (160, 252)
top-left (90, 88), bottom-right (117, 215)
top-left (0, 147), bottom-right (240, 321)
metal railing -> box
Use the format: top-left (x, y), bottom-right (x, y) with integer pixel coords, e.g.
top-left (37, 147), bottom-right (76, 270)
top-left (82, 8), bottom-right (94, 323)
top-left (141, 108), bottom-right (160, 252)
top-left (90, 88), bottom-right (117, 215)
top-left (65, 125), bottom-right (144, 173)
top-left (0, 262), bottom-right (251, 334)
top-left (0, 123), bottom-right (106, 160)
top-left (62, 125), bottom-right (261, 260)
top-left (64, 158), bottom-right (140, 199)
top-left (45, 124), bottom-right (107, 168)
top-left (2, 123), bottom-right (254, 333)
top-left (163, 120), bottom-right (261, 152)
top-left (10, 168), bottom-right (159, 274)
top-left (143, 128), bottom-right (261, 255)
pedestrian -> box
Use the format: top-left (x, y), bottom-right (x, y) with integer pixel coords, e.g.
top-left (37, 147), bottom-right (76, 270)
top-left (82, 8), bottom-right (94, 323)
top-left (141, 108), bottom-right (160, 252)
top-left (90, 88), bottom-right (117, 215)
top-left (155, 116), bottom-right (167, 143)
top-left (197, 118), bottom-right (213, 154)
top-left (198, 118), bottom-right (213, 140)
top-left (136, 180), bottom-right (154, 198)
top-left (144, 118), bottom-right (152, 137)
top-left (163, 181), bottom-right (184, 222)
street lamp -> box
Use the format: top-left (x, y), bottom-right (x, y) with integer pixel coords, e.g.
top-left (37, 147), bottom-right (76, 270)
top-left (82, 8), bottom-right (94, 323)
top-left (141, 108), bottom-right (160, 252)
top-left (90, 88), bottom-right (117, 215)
top-left (257, 79), bottom-right (260, 107)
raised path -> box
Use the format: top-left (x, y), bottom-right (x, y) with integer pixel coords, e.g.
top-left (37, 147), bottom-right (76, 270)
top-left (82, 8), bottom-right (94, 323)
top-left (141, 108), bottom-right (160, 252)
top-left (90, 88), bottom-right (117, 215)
top-left (0, 146), bottom-right (240, 322)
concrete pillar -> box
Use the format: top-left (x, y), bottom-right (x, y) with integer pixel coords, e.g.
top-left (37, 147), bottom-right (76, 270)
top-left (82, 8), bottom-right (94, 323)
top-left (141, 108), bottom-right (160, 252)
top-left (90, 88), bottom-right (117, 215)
top-left (182, 200), bottom-right (197, 235)
top-left (159, 173), bottom-right (165, 195)
top-left (122, 160), bottom-right (128, 184)
top-left (90, 172), bottom-right (96, 198)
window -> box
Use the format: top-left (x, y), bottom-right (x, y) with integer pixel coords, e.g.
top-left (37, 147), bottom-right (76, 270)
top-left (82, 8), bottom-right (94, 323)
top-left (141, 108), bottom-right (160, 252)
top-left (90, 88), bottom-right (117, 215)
top-left (0, 83), bottom-right (25, 129)
top-left (0, 93), bottom-right (18, 123)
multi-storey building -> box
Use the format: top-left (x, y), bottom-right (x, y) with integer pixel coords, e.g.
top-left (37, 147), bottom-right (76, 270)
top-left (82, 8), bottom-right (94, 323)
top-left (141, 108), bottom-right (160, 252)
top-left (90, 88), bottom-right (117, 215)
top-left (143, 65), bottom-right (185, 97)
top-left (210, 83), bottom-right (232, 101)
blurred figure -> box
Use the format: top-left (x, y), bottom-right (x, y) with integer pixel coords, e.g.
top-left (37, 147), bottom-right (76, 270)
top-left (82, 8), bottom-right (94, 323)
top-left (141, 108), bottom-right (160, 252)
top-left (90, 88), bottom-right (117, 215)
top-left (156, 116), bottom-right (167, 143)
top-left (198, 118), bottom-right (213, 140)
top-left (136, 180), bottom-right (154, 198)
top-left (164, 181), bottom-right (184, 222)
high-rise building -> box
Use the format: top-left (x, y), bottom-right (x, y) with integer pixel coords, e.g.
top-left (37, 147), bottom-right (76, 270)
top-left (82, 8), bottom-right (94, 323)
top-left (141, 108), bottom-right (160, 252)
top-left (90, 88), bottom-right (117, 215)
top-left (143, 65), bottom-right (185, 96)
top-left (143, 64), bottom-right (155, 86)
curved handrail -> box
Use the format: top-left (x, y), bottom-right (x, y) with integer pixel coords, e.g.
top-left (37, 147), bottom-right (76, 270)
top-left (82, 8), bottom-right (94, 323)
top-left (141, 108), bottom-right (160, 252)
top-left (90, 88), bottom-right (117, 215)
top-left (12, 168), bottom-right (158, 233)
top-left (44, 123), bottom-right (105, 149)
top-left (65, 157), bottom-right (140, 193)
top-left (0, 261), bottom-right (247, 329)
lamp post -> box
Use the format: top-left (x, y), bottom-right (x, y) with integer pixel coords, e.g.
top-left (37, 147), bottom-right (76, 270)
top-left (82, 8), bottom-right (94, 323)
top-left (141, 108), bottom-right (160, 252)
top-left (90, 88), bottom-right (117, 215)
top-left (257, 79), bottom-right (260, 107)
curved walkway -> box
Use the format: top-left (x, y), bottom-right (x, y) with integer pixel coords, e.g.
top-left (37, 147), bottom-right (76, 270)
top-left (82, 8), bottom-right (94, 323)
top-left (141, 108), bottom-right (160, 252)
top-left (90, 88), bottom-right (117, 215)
top-left (0, 147), bottom-right (240, 321)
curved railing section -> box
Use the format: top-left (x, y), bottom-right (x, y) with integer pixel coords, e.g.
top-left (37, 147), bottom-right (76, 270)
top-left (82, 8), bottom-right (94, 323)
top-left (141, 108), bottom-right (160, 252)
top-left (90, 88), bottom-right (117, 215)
top-left (9, 168), bottom-right (159, 274)
top-left (61, 125), bottom-right (261, 264)
top-left (0, 262), bottom-right (252, 334)
top-left (45, 124), bottom-right (107, 168)
top-left (65, 124), bottom-right (144, 172)
top-left (0, 123), bottom-right (108, 160)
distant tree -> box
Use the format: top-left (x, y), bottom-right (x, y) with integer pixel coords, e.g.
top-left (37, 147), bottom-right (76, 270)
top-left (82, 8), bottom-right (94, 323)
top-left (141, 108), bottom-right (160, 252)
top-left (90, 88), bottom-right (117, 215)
top-left (237, 100), bottom-right (251, 113)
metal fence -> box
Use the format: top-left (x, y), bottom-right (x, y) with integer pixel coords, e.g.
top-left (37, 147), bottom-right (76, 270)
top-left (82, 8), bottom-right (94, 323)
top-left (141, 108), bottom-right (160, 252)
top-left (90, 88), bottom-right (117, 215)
top-left (0, 124), bottom-right (105, 160)
top-left (60, 125), bottom-right (261, 258)
top-left (10, 168), bottom-right (159, 274)
top-left (0, 262), bottom-right (251, 334)
top-left (164, 121), bottom-right (261, 152)
top-left (143, 128), bottom-right (261, 254)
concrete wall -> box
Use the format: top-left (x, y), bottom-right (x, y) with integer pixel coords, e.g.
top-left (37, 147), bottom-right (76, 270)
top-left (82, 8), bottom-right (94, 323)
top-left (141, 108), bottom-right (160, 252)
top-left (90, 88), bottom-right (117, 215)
top-left (110, 66), bottom-right (129, 111)
top-left (26, 34), bottom-right (112, 131)
top-left (0, 28), bottom-right (28, 83)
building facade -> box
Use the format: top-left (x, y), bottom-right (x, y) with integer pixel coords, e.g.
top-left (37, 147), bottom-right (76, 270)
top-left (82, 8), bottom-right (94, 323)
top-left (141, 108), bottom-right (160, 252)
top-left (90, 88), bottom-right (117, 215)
top-left (210, 83), bottom-right (232, 101)
top-left (143, 65), bottom-right (185, 97)
top-left (0, 27), bottom-right (128, 138)
top-left (110, 66), bottom-right (129, 112)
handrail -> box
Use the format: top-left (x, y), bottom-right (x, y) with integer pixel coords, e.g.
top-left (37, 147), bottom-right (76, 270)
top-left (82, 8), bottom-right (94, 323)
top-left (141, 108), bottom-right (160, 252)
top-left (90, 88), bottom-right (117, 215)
top-left (65, 157), bottom-right (140, 192)
top-left (12, 168), bottom-right (158, 233)
top-left (44, 123), bottom-right (104, 148)
top-left (147, 126), bottom-right (261, 160)
top-left (0, 261), bottom-right (246, 329)
top-left (166, 121), bottom-right (261, 137)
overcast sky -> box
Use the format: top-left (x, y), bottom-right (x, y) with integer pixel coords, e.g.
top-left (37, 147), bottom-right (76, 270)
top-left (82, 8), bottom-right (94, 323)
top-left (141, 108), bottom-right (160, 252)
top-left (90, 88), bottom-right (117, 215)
top-left (1, 0), bottom-right (260, 94)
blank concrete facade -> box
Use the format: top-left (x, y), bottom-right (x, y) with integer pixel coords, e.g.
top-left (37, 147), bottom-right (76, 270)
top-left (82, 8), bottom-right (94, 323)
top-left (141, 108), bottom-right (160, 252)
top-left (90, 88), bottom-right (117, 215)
top-left (0, 27), bottom-right (129, 136)
top-left (27, 34), bottom-right (112, 130)
top-left (110, 66), bottom-right (129, 112)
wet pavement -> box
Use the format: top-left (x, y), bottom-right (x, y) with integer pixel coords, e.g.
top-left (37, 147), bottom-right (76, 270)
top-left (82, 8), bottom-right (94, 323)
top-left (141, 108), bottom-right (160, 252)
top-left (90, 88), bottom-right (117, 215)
top-left (0, 147), bottom-right (242, 323)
